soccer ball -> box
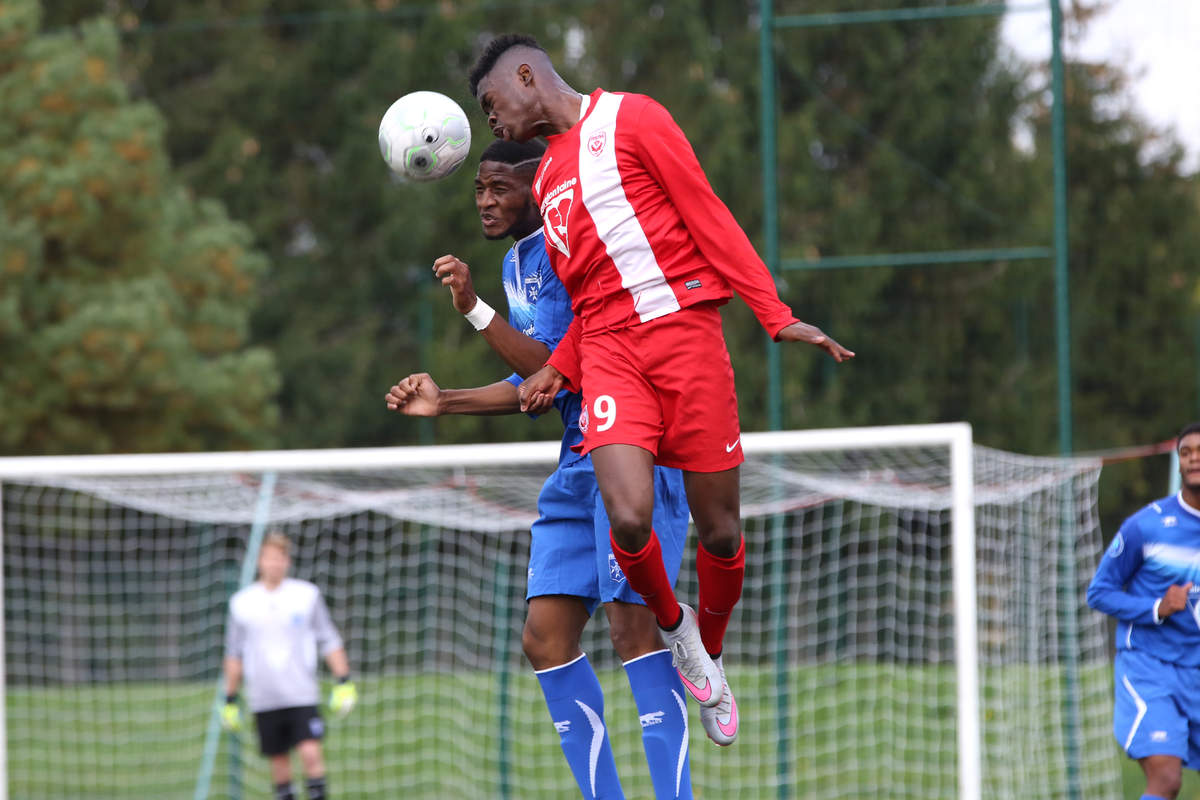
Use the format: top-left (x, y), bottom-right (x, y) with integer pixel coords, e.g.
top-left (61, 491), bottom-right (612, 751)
top-left (378, 91), bottom-right (472, 182)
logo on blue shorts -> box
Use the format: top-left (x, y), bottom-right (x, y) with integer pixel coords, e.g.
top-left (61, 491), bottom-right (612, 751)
top-left (608, 554), bottom-right (626, 585)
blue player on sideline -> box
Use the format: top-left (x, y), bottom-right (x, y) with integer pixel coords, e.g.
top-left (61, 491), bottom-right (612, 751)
top-left (1087, 421), bottom-right (1200, 800)
top-left (385, 139), bottom-right (694, 800)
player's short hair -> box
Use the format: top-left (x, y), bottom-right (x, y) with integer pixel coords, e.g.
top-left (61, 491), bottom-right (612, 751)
top-left (479, 139), bottom-right (545, 169)
top-left (1177, 422), bottom-right (1200, 447)
top-left (468, 33), bottom-right (544, 97)
top-left (261, 531), bottom-right (292, 557)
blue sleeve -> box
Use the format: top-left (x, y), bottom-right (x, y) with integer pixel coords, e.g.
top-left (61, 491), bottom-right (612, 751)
top-left (531, 256), bottom-right (575, 352)
top-left (1086, 517), bottom-right (1160, 625)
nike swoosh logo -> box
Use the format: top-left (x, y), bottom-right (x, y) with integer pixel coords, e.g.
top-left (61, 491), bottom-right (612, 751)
top-left (677, 671), bottom-right (712, 704)
top-left (576, 699), bottom-right (605, 798)
top-left (725, 437), bottom-right (740, 453)
top-left (716, 693), bottom-right (739, 738)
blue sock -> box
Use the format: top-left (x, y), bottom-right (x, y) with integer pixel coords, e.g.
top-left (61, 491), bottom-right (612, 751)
top-left (535, 653), bottom-right (624, 800)
top-left (1140, 796), bottom-right (1169, 800)
top-left (624, 649), bottom-right (693, 800)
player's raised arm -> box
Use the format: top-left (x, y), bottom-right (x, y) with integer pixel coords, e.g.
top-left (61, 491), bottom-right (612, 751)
top-left (385, 372), bottom-right (522, 416)
top-left (634, 100), bottom-right (852, 359)
top-left (434, 254), bottom-right (551, 377)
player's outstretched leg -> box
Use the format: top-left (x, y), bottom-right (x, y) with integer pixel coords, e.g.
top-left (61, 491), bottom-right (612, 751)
top-left (535, 653), bottom-right (625, 800)
top-left (699, 655), bottom-right (739, 746)
top-left (623, 649), bottom-right (692, 799)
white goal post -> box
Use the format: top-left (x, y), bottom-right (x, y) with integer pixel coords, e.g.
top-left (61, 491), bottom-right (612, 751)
top-left (0, 423), bottom-right (1119, 800)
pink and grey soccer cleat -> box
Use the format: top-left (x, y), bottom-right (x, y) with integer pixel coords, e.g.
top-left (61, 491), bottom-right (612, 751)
top-left (659, 603), bottom-right (723, 708)
top-left (700, 655), bottom-right (738, 746)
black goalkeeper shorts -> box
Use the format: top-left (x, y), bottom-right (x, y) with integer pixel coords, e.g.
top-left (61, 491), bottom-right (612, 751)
top-left (254, 705), bottom-right (324, 756)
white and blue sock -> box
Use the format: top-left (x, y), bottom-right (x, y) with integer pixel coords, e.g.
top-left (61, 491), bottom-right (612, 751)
top-left (535, 653), bottom-right (624, 800)
top-left (624, 649), bottom-right (692, 800)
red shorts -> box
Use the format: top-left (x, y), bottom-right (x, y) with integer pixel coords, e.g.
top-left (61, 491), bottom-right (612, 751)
top-left (576, 303), bottom-right (743, 472)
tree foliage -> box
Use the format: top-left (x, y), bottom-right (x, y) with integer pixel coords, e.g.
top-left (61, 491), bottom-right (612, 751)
top-left (0, 0), bottom-right (279, 454)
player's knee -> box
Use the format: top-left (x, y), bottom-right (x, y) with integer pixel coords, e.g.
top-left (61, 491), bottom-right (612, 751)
top-left (297, 741), bottom-right (323, 774)
top-left (522, 620), bottom-right (570, 668)
top-left (696, 519), bottom-right (741, 557)
top-left (607, 507), bottom-right (651, 551)
top-left (1145, 762), bottom-right (1182, 799)
top-left (521, 624), bottom-right (544, 664)
top-left (606, 610), bottom-right (660, 661)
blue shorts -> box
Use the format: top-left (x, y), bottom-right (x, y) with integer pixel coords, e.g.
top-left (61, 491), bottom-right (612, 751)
top-left (526, 455), bottom-right (689, 614)
top-left (1113, 650), bottom-right (1200, 766)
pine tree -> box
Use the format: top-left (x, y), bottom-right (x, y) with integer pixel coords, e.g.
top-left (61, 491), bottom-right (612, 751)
top-left (0, 0), bottom-right (279, 453)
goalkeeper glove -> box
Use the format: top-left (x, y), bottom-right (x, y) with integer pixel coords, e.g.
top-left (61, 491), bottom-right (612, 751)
top-left (329, 678), bottom-right (358, 718)
top-left (220, 695), bottom-right (242, 732)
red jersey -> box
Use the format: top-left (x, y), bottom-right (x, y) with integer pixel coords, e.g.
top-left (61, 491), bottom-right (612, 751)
top-left (533, 89), bottom-right (798, 386)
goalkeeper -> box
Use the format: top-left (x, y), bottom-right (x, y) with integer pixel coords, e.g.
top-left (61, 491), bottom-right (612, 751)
top-left (222, 532), bottom-right (357, 800)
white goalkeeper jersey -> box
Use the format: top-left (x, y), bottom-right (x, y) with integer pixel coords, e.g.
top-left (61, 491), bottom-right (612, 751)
top-left (225, 578), bottom-right (344, 713)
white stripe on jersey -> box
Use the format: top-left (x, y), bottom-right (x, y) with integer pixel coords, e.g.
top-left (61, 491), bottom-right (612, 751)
top-left (1143, 541), bottom-right (1200, 568)
top-left (578, 92), bottom-right (681, 323)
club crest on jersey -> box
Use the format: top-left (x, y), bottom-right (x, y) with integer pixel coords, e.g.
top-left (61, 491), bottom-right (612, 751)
top-left (1107, 533), bottom-right (1124, 558)
top-left (588, 131), bottom-right (607, 157)
top-left (578, 402), bottom-right (589, 433)
top-left (524, 274), bottom-right (541, 304)
top-left (543, 189), bottom-right (573, 258)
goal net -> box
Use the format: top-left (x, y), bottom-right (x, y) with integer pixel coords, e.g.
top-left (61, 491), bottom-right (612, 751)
top-left (0, 424), bottom-right (1121, 799)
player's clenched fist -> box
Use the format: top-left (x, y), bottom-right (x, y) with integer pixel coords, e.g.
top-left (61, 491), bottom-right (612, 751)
top-left (519, 365), bottom-right (565, 414)
top-left (433, 254), bottom-right (478, 314)
top-left (385, 373), bottom-right (442, 417)
top-left (1159, 582), bottom-right (1194, 619)
top-left (776, 321), bottom-right (856, 363)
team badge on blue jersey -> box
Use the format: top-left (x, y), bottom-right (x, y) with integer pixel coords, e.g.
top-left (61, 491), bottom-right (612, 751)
top-left (608, 553), bottom-right (626, 585)
top-left (1107, 533), bottom-right (1124, 558)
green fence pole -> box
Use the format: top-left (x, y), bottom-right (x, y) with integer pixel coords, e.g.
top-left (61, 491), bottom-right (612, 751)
top-left (760, 3), bottom-right (793, 797)
top-left (760, 0), bottom-right (783, 434)
top-left (1049, 3), bottom-right (1081, 798)
top-left (193, 471), bottom-right (278, 800)
top-left (492, 548), bottom-right (515, 799)
top-left (1051, 0), bottom-right (1073, 458)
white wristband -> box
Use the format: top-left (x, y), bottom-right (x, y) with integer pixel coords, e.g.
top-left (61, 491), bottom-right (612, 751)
top-left (464, 298), bottom-right (496, 331)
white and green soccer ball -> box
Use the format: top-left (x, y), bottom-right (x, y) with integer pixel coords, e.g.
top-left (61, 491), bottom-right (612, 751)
top-left (378, 91), bottom-right (472, 182)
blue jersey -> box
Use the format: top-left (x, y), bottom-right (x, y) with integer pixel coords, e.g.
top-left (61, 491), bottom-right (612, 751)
top-left (1087, 493), bottom-right (1200, 666)
top-left (500, 230), bottom-right (583, 463)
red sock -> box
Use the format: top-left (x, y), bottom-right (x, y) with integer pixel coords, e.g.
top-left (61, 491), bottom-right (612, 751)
top-left (610, 530), bottom-right (681, 628)
top-left (697, 535), bottom-right (745, 657)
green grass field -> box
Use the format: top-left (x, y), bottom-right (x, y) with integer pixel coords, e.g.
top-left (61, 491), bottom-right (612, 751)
top-left (6, 662), bottom-right (1160, 800)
